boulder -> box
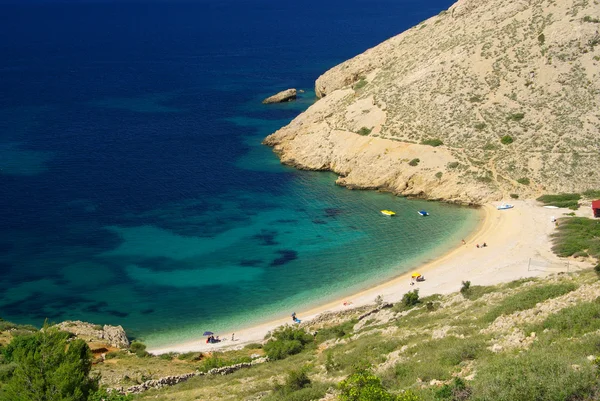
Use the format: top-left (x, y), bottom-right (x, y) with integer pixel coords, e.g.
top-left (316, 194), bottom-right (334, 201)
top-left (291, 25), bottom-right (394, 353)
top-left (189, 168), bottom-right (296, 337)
top-left (262, 89), bottom-right (297, 104)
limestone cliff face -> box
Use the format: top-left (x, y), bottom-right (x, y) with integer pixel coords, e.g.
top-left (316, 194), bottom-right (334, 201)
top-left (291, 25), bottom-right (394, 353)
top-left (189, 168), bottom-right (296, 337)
top-left (265, 0), bottom-right (600, 204)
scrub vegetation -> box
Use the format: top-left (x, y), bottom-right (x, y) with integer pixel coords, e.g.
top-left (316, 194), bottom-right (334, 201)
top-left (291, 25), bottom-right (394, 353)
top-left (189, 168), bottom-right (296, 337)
top-left (3, 268), bottom-right (600, 401)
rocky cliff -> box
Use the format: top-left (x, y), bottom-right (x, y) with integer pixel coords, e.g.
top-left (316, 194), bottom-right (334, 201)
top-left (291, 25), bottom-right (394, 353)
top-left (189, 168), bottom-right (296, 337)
top-left (264, 0), bottom-right (600, 204)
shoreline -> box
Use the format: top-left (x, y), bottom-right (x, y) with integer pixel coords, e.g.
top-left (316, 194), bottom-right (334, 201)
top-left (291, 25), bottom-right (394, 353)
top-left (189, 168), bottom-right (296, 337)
top-left (149, 200), bottom-right (593, 355)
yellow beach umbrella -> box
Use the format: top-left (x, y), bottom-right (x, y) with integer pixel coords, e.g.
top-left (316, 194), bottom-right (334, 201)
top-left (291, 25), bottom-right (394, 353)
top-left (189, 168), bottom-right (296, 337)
top-left (411, 273), bottom-right (421, 278)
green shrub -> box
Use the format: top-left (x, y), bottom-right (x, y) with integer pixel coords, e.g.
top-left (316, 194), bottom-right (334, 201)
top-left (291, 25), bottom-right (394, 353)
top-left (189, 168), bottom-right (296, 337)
top-left (500, 135), bottom-right (514, 145)
top-left (316, 320), bottom-right (356, 342)
top-left (583, 15), bottom-right (600, 23)
top-left (339, 366), bottom-right (413, 401)
top-left (263, 326), bottom-right (314, 360)
top-left (159, 352), bottom-right (176, 361)
top-left (506, 112), bottom-right (525, 121)
top-left (510, 193), bottom-right (519, 199)
top-left (2, 326), bottom-right (98, 400)
top-left (402, 289), bottom-right (420, 308)
top-left (421, 138), bottom-right (443, 147)
top-left (551, 217), bottom-right (600, 259)
top-left (353, 79), bottom-right (367, 90)
top-left (517, 177), bottom-right (530, 185)
top-left (177, 352), bottom-right (203, 361)
top-left (435, 172), bottom-right (443, 179)
top-left (460, 281), bottom-right (471, 296)
top-left (447, 162), bottom-right (459, 169)
top-left (538, 33), bottom-right (546, 44)
top-left (469, 95), bottom-right (483, 102)
top-left (244, 342), bottom-right (263, 350)
top-left (435, 377), bottom-right (471, 400)
top-left (582, 189), bottom-right (600, 198)
top-left (595, 264), bottom-right (600, 277)
top-left (104, 351), bottom-right (123, 360)
top-left (129, 341), bottom-right (148, 358)
top-left (358, 127), bottom-right (372, 136)
top-left (484, 282), bottom-right (577, 322)
top-left (472, 346), bottom-right (597, 401)
top-left (474, 122), bottom-right (487, 131)
top-left (0, 362), bottom-right (17, 382)
top-left (537, 193), bottom-right (581, 209)
top-left (408, 158), bottom-right (420, 166)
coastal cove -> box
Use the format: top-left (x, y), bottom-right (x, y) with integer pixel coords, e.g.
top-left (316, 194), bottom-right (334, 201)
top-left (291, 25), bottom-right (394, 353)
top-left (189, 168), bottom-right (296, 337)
top-left (0, 0), bottom-right (479, 348)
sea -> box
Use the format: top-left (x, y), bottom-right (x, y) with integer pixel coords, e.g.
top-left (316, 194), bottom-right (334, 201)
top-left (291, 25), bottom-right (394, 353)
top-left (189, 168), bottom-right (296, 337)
top-left (0, 0), bottom-right (478, 347)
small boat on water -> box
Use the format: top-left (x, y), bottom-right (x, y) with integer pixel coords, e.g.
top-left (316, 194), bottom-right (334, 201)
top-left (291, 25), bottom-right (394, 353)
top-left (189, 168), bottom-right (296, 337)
top-left (381, 210), bottom-right (396, 216)
top-left (497, 203), bottom-right (514, 210)
top-left (418, 210), bottom-right (429, 216)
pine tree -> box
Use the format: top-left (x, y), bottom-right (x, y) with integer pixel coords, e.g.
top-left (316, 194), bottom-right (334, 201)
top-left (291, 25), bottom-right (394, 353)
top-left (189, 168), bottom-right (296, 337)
top-left (1, 325), bottom-right (98, 401)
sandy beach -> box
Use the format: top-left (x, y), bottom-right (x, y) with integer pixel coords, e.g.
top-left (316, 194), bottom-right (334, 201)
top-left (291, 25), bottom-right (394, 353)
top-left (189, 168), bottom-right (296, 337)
top-left (149, 199), bottom-right (594, 355)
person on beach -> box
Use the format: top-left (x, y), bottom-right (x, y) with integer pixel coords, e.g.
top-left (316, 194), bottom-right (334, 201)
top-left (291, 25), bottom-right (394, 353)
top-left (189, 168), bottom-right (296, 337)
top-left (461, 239), bottom-right (466, 245)
top-left (232, 333), bottom-right (235, 341)
top-left (476, 244), bottom-right (480, 248)
top-left (291, 312), bottom-right (296, 321)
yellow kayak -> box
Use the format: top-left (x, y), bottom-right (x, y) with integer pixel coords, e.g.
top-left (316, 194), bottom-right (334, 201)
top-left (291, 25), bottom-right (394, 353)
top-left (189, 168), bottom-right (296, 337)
top-left (380, 210), bottom-right (396, 216)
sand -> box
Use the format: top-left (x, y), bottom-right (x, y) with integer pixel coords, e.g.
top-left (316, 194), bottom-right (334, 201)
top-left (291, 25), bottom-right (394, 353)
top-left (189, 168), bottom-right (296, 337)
top-left (148, 200), bottom-right (594, 355)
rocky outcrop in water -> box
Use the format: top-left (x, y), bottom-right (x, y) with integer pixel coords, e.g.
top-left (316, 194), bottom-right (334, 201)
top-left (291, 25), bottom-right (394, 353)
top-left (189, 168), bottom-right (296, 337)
top-left (262, 88), bottom-right (297, 104)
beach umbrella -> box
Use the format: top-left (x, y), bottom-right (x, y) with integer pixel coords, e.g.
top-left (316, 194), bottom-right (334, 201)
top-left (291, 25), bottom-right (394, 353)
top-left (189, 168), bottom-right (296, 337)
top-left (411, 273), bottom-right (421, 278)
top-left (203, 331), bottom-right (214, 336)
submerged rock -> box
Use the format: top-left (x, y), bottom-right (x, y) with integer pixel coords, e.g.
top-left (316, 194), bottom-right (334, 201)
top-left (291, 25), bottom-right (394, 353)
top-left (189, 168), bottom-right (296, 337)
top-left (262, 88), bottom-right (297, 104)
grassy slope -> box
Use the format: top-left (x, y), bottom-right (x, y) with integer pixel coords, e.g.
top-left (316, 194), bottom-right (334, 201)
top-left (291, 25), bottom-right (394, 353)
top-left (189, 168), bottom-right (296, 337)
top-left (122, 269), bottom-right (600, 401)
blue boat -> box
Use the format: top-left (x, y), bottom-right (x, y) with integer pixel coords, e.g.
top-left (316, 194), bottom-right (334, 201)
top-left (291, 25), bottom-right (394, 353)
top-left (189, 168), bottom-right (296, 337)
top-left (497, 203), bottom-right (514, 210)
top-left (418, 210), bottom-right (429, 216)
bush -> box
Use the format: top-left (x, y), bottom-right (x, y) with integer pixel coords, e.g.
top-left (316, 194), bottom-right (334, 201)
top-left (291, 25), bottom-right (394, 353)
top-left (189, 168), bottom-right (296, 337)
top-left (500, 135), bottom-right (514, 145)
top-left (104, 351), bottom-right (123, 360)
top-left (537, 193), bottom-right (581, 209)
top-left (2, 326), bottom-right (98, 400)
top-left (532, 299), bottom-right (600, 337)
top-left (353, 78), bottom-right (367, 90)
top-left (263, 326), bottom-right (314, 360)
top-left (472, 346), bottom-right (597, 401)
top-left (177, 351), bottom-right (203, 361)
top-left (129, 341), bottom-right (148, 358)
top-left (583, 15), bottom-right (600, 23)
top-left (316, 320), bottom-right (356, 342)
top-left (551, 217), bottom-right (600, 259)
top-left (460, 281), bottom-right (471, 297)
top-left (582, 189), bottom-right (600, 198)
top-left (595, 264), bottom-right (600, 277)
top-left (474, 122), bottom-right (486, 131)
top-left (421, 138), bottom-right (443, 147)
top-left (538, 33), bottom-right (546, 44)
top-left (408, 158), bottom-right (420, 166)
top-left (339, 366), bottom-right (412, 401)
top-left (435, 172), bottom-right (443, 179)
top-left (358, 127), bottom-right (372, 136)
top-left (506, 112), bottom-right (525, 121)
top-left (447, 162), bottom-right (459, 169)
top-left (510, 193), bottom-right (519, 199)
top-left (435, 377), bottom-right (471, 400)
top-left (244, 342), bottom-right (263, 350)
top-left (402, 289), bottom-right (420, 308)
top-left (517, 177), bottom-right (530, 185)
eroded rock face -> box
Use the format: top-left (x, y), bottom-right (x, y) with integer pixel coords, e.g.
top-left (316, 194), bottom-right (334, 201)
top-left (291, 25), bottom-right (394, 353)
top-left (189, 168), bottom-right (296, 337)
top-left (266, 0), bottom-right (600, 203)
top-left (262, 88), bottom-right (297, 104)
top-left (55, 321), bottom-right (130, 348)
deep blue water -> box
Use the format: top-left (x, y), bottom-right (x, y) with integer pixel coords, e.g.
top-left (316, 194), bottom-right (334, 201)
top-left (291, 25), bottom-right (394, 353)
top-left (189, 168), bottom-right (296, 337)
top-left (0, 0), bottom-right (470, 346)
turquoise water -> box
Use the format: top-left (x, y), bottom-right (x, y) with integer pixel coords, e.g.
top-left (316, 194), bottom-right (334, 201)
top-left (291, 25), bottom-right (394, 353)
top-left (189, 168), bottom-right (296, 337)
top-left (0, 0), bottom-right (475, 347)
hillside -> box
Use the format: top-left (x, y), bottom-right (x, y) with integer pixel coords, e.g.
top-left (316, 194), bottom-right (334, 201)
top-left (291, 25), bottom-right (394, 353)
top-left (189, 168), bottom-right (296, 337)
top-left (264, 0), bottom-right (600, 204)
